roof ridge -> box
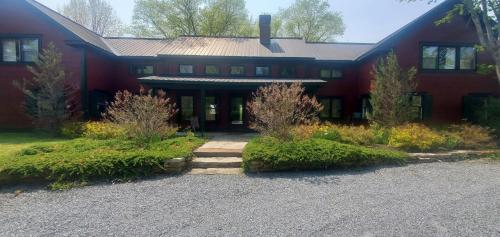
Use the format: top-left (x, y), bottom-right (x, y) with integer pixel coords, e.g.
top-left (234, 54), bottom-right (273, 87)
top-left (306, 41), bottom-right (376, 45)
top-left (105, 37), bottom-right (172, 40)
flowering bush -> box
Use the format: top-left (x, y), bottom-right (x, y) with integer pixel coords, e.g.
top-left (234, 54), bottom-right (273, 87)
top-left (388, 123), bottom-right (447, 151)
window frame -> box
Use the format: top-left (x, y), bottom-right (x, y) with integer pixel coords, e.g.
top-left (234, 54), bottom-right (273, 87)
top-left (255, 65), bottom-right (271, 77)
top-left (318, 97), bottom-right (343, 120)
top-left (419, 42), bottom-right (477, 73)
top-left (205, 65), bottom-right (220, 76)
top-left (319, 68), bottom-right (343, 80)
top-left (0, 35), bottom-right (41, 64)
top-left (179, 95), bottom-right (195, 121)
top-left (129, 64), bottom-right (155, 76)
top-left (229, 65), bottom-right (246, 77)
top-left (179, 64), bottom-right (194, 75)
top-left (279, 65), bottom-right (296, 78)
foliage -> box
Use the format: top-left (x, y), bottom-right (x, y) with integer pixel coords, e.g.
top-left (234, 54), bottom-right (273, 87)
top-left (388, 124), bottom-right (447, 151)
top-left (13, 43), bottom-right (79, 135)
top-left (403, 0), bottom-right (500, 83)
top-left (476, 98), bottom-right (500, 136)
top-left (242, 136), bottom-right (408, 171)
top-left (247, 82), bottom-right (322, 140)
top-left (446, 124), bottom-right (497, 149)
top-left (59, 0), bottom-right (124, 36)
top-left (369, 51), bottom-right (418, 127)
top-left (83, 121), bottom-right (127, 139)
top-left (104, 88), bottom-right (178, 142)
top-left (0, 135), bottom-right (205, 184)
top-left (60, 121), bottom-right (86, 138)
top-left (131, 0), bottom-right (254, 37)
top-left (273, 0), bottom-right (345, 42)
top-left (294, 123), bottom-right (381, 145)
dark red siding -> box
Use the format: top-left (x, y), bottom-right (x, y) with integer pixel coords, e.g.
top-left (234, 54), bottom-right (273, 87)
top-left (0, 0), bottom-right (83, 128)
top-left (358, 14), bottom-right (499, 122)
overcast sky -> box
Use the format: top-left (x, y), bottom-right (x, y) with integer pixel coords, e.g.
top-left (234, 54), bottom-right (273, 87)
top-left (36, 0), bottom-right (443, 43)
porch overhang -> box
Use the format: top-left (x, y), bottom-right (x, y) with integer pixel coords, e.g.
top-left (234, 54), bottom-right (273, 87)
top-left (138, 76), bottom-right (327, 90)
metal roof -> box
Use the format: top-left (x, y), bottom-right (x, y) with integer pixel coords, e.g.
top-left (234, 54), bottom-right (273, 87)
top-left (156, 37), bottom-right (375, 61)
top-left (139, 76), bottom-right (327, 85)
top-left (105, 38), bottom-right (173, 57)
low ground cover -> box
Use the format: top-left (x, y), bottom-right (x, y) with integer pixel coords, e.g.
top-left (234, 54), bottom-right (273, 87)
top-left (243, 136), bottom-right (408, 171)
top-left (0, 132), bottom-right (205, 187)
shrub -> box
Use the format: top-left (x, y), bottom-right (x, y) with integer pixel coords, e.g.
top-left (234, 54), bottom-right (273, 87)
top-left (13, 43), bottom-right (79, 134)
top-left (83, 121), bottom-right (127, 139)
top-left (242, 136), bottom-right (408, 171)
top-left (477, 98), bottom-right (500, 136)
top-left (104, 88), bottom-right (178, 142)
top-left (247, 82), bottom-right (322, 140)
top-left (388, 123), bottom-right (447, 152)
top-left (333, 125), bottom-right (377, 145)
top-left (0, 136), bottom-right (205, 183)
top-left (369, 52), bottom-right (419, 126)
top-left (292, 123), bottom-right (332, 139)
top-left (60, 121), bottom-right (85, 138)
top-left (446, 124), bottom-right (496, 149)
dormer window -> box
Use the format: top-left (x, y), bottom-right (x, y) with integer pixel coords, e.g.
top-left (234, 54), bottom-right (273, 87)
top-left (205, 65), bottom-right (219, 76)
top-left (255, 66), bottom-right (270, 76)
top-left (320, 68), bottom-right (343, 79)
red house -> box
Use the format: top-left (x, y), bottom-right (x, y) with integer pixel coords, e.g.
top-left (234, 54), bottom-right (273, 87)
top-left (0, 0), bottom-right (498, 131)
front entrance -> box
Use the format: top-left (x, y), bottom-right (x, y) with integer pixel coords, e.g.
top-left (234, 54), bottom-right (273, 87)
top-left (230, 96), bottom-right (245, 126)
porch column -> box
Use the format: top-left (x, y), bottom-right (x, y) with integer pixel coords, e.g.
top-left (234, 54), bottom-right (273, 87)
top-left (200, 88), bottom-right (206, 135)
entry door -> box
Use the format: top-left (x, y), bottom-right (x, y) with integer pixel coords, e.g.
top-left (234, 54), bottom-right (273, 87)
top-left (230, 96), bottom-right (245, 126)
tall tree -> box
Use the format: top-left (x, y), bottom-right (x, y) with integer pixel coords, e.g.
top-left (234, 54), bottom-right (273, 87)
top-left (60, 0), bottom-right (124, 36)
top-left (403, 0), bottom-right (500, 84)
top-left (132, 0), bottom-right (253, 38)
top-left (274, 0), bottom-right (345, 42)
top-left (369, 52), bottom-right (418, 127)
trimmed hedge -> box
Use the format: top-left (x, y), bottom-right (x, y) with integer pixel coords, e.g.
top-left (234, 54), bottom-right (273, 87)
top-left (0, 136), bottom-right (205, 183)
top-left (243, 136), bottom-right (408, 171)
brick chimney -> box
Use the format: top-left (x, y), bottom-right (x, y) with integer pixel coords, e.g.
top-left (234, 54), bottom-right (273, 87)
top-left (259, 15), bottom-right (271, 45)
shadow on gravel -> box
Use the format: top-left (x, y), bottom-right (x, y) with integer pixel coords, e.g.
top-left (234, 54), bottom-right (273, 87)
top-left (244, 165), bottom-right (403, 185)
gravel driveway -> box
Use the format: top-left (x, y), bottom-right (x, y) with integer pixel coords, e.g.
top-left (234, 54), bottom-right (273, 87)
top-left (1, 161), bottom-right (500, 237)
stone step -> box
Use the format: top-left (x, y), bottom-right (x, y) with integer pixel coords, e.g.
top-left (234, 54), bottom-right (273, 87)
top-left (191, 157), bottom-right (242, 168)
top-left (194, 148), bottom-right (243, 158)
top-left (187, 168), bottom-right (242, 175)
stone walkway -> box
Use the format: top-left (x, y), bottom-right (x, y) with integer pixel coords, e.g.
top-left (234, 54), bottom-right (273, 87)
top-left (188, 133), bottom-right (255, 175)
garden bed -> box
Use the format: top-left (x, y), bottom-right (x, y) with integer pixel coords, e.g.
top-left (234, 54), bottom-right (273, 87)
top-left (242, 136), bottom-right (408, 172)
top-left (0, 132), bottom-right (205, 187)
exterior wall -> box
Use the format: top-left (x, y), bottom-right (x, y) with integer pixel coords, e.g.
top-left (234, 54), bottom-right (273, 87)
top-left (358, 13), bottom-right (499, 122)
top-left (0, 0), bottom-right (83, 128)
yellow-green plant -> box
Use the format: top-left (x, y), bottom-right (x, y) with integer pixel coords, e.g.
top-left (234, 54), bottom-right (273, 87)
top-left (447, 124), bottom-right (496, 149)
top-left (83, 122), bottom-right (126, 139)
top-left (388, 123), bottom-right (447, 151)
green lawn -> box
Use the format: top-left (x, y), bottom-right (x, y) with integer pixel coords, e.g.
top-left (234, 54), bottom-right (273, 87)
top-left (0, 132), bottom-right (205, 185)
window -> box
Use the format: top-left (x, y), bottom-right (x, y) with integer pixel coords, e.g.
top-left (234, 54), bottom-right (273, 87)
top-left (421, 44), bottom-right (476, 71)
top-left (230, 65), bottom-right (245, 76)
top-left (460, 47), bottom-right (476, 70)
top-left (255, 66), bottom-right (270, 76)
top-left (361, 97), bottom-right (371, 119)
top-left (319, 98), bottom-right (342, 119)
top-left (1, 38), bottom-right (39, 63)
top-left (130, 65), bottom-right (154, 75)
top-left (180, 96), bottom-right (194, 120)
top-left (410, 94), bottom-right (424, 120)
top-left (179, 64), bottom-right (194, 74)
top-left (205, 65), bottom-right (219, 75)
top-left (320, 68), bottom-right (342, 79)
top-left (280, 66), bottom-right (296, 77)
top-left (205, 96), bottom-right (217, 121)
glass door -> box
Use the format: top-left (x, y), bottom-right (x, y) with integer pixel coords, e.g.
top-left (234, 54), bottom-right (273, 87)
top-left (230, 97), bottom-right (244, 125)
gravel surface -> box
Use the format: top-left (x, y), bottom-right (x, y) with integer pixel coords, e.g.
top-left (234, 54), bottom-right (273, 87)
top-left (1, 160), bottom-right (500, 237)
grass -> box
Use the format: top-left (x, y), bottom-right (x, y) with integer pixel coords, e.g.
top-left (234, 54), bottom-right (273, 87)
top-left (243, 136), bottom-right (408, 172)
top-left (0, 132), bottom-right (205, 186)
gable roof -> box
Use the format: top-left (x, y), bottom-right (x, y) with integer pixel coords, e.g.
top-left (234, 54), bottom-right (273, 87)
top-left (357, 0), bottom-right (459, 61)
top-left (25, 0), bottom-right (116, 54)
top-left (22, 0), bottom-right (456, 61)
